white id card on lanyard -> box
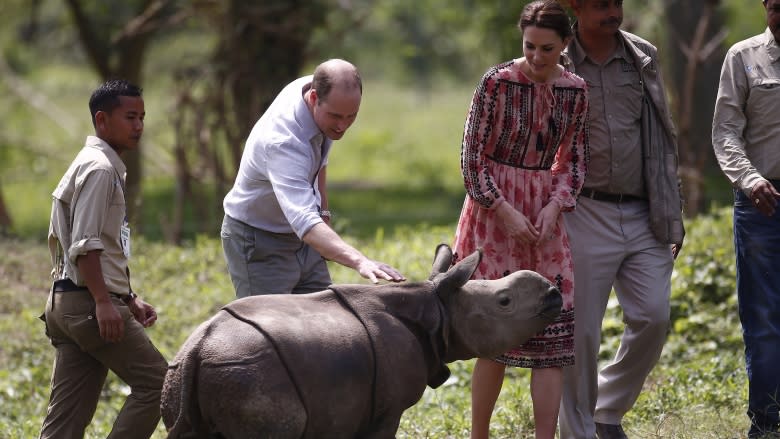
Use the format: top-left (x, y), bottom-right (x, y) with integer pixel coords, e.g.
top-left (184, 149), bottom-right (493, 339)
top-left (121, 218), bottom-right (131, 259)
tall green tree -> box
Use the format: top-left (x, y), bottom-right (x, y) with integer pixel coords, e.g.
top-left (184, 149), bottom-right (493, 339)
top-left (162, 0), bottom-right (333, 242)
top-left (664, 0), bottom-right (727, 215)
top-left (62, 0), bottom-right (184, 227)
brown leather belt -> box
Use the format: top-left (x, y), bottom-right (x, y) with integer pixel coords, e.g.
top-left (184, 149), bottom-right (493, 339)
top-left (580, 188), bottom-right (646, 203)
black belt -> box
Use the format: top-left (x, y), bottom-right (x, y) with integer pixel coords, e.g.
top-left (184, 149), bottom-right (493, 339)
top-left (580, 188), bottom-right (646, 203)
top-left (53, 278), bottom-right (86, 293)
top-left (52, 278), bottom-right (132, 303)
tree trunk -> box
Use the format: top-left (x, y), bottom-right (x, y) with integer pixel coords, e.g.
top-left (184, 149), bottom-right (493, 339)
top-left (63, 0), bottom-right (179, 230)
top-left (166, 0), bottom-right (329, 239)
top-left (664, 0), bottom-right (726, 216)
top-left (115, 38), bottom-right (148, 229)
top-left (214, 0), bottom-right (328, 172)
top-left (0, 184), bottom-right (12, 234)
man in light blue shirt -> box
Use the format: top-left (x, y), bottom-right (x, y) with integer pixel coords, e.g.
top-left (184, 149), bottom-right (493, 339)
top-left (222, 59), bottom-right (405, 297)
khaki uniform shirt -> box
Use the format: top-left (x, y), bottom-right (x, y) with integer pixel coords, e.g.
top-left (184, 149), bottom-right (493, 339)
top-left (570, 35), bottom-right (646, 197)
top-left (713, 28), bottom-right (780, 195)
top-left (48, 136), bottom-right (131, 295)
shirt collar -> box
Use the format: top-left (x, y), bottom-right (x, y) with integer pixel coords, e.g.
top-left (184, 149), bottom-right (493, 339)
top-left (85, 135), bottom-right (127, 177)
top-left (292, 77), bottom-right (329, 148)
top-left (764, 27), bottom-right (780, 63)
top-left (570, 26), bottom-right (630, 66)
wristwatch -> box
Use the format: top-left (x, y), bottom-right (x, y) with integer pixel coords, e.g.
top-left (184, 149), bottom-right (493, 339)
top-left (320, 210), bottom-right (332, 220)
top-left (121, 291), bottom-right (138, 304)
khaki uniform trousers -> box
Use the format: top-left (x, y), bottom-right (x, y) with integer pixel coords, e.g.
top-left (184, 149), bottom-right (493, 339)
top-left (39, 289), bottom-right (168, 439)
top-left (559, 197), bottom-right (673, 439)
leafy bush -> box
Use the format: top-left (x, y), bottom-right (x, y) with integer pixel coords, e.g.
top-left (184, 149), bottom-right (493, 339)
top-left (667, 207), bottom-right (742, 359)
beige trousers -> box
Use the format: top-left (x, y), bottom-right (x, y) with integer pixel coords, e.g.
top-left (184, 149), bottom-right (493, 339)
top-left (39, 289), bottom-right (168, 439)
top-left (559, 197), bottom-right (673, 439)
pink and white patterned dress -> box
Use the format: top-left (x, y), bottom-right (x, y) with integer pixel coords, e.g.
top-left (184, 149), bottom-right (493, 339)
top-left (453, 59), bottom-right (588, 368)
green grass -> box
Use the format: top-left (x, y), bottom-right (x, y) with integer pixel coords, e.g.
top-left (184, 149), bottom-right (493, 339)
top-left (0, 209), bottom-right (758, 438)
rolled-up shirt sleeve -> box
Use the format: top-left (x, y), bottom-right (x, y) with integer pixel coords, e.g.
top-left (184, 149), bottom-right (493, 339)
top-left (266, 140), bottom-right (323, 238)
top-left (67, 169), bottom-right (113, 262)
top-left (712, 49), bottom-right (762, 194)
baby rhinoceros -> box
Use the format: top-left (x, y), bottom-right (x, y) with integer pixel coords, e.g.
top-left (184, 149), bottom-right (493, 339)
top-left (161, 243), bottom-right (561, 438)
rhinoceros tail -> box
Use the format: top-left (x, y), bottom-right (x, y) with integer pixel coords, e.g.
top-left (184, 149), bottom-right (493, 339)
top-left (161, 321), bottom-right (210, 438)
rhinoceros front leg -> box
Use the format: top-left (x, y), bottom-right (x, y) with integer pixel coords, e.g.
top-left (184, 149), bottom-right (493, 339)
top-left (361, 413), bottom-right (404, 439)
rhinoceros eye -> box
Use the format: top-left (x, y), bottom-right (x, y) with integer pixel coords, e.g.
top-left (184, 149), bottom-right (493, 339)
top-left (498, 296), bottom-right (511, 307)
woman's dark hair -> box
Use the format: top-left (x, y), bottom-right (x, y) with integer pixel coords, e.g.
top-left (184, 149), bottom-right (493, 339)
top-left (518, 0), bottom-right (574, 41)
top-left (88, 79), bottom-right (142, 127)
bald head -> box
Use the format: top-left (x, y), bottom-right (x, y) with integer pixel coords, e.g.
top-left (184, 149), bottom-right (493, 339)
top-left (311, 59), bottom-right (362, 103)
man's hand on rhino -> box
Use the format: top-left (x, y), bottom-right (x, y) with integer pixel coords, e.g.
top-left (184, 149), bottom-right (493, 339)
top-left (356, 259), bottom-right (406, 284)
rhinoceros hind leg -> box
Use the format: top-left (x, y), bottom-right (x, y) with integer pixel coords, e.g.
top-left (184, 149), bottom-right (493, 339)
top-left (197, 320), bottom-right (307, 438)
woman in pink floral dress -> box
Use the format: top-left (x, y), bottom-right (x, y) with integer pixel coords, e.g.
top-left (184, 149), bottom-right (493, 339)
top-left (452, 1), bottom-right (588, 438)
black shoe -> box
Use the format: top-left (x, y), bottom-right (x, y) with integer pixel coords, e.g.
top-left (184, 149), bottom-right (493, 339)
top-left (595, 422), bottom-right (628, 439)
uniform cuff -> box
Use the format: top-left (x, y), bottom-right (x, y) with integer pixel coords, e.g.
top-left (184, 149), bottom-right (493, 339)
top-left (68, 237), bottom-right (104, 263)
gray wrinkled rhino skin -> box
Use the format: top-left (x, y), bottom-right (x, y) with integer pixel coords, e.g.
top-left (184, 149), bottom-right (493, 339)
top-left (161, 244), bottom-right (561, 438)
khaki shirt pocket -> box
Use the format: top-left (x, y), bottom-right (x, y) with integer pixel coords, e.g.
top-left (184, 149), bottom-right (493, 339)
top-left (747, 78), bottom-right (780, 117)
top-left (612, 73), bottom-right (643, 120)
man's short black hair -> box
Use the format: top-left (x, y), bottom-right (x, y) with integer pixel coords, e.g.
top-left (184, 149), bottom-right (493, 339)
top-left (88, 79), bottom-right (142, 127)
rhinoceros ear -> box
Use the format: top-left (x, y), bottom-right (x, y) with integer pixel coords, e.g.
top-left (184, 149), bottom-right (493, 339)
top-left (428, 243), bottom-right (454, 280)
top-left (434, 248), bottom-right (482, 292)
